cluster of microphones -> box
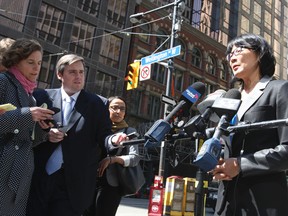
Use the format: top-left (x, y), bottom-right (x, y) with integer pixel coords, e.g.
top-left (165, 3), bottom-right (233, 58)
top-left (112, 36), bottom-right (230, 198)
top-left (122, 81), bottom-right (288, 172)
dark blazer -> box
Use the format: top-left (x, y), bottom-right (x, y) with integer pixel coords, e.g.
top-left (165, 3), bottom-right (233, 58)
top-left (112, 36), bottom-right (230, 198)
top-left (216, 77), bottom-right (288, 216)
top-left (32, 88), bottom-right (112, 214)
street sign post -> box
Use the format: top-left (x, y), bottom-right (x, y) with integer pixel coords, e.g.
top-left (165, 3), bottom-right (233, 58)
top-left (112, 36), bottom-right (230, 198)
top-left (161, 94), bottom-right (177, 106)
top-left (141, 45), bottom-right (181, 66)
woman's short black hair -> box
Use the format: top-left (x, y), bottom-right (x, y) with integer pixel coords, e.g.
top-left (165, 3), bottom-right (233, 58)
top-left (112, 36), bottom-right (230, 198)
top-left (2, 38), bottom-right (43, 69)
top-left (226, 33), bottom-right (276, 77)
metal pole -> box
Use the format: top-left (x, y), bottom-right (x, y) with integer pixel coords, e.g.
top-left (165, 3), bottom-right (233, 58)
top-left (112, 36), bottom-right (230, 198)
top-left (158, 0), bottom-right (178, 177)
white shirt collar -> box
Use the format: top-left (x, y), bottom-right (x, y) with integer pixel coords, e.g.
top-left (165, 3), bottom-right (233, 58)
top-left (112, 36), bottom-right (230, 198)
top-left (60, 87), bottom-right (80, 103)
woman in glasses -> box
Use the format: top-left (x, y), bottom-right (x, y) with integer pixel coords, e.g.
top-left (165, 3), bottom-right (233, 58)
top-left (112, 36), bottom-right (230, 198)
top-left (85, 96), bottom-right (141, 216)
top-left (212, 33), bottom-right (288, 216)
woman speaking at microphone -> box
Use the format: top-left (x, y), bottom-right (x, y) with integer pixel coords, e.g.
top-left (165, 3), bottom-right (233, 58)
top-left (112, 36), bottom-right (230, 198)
top-left (212, 34), bottom-right (288, 216)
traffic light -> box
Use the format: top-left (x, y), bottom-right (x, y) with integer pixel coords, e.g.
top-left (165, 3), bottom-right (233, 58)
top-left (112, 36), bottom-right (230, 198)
top-left (126, 61), bottom-right (140, 90)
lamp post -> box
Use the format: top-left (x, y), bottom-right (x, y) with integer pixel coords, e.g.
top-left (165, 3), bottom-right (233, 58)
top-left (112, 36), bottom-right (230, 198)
top-left (130, 2), bottom-right (185, 215)
top-left (130, 0), bottom-right (185, 178)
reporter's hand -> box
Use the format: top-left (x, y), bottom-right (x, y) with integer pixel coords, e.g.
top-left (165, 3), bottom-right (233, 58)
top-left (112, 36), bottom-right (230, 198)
top-left (30, 107), bottom-right (55, 122)
top-left (112, 132), bottom-right (128, 146)
top-left (0, 109), bottom-right (6, 115)
top-left (212, 158), bottom-right (240, 181)
top-left (48, 128), bottom-right (66, 143)
top-left (38, 120), bottom-right (53, 130)
top-left (98, 157), bottom-right (111, 177)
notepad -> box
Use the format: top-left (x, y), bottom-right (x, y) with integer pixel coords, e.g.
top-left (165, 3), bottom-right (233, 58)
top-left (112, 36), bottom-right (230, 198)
top-left (0, 103), bottom-right (17, 111)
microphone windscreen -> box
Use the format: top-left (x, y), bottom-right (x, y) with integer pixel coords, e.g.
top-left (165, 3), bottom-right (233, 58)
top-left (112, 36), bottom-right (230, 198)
top-left (212, 88), bottom-right (242, 121)
top-left (33, 88), bottom-right (53, 108)
top-left (191, 81), bottom-right (206, 96)
top-left (180, 81), bottom-right (206, 103)
top-left (197, 89), bottom-right (226, 122)
top-left (178, 81), bottom-right (206, 117)
top-left (197, 89), bottom-right (226, 113)
top-left (225, 88), bottom-right (241, 100)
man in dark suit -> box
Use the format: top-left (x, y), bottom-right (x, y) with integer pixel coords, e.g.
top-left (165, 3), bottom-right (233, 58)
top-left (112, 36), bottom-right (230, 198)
top-left (27, 54), bottom-right (127, 216)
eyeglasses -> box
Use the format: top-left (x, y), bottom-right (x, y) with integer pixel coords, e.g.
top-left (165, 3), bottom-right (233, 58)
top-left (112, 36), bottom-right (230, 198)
top-left (226, 46), bottom-right (250, 62)
top-left (109, 106), bottom-right (126, 112)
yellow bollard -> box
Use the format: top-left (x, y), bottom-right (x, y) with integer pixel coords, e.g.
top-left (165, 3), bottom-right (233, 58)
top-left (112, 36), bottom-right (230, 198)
top-left (182, 177), bottom-right (196, 216)
top-left (163, 176), bottom-right (185, 216)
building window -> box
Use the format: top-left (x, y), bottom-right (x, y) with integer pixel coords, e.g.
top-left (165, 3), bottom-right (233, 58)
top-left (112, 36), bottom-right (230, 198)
top-left (136, 51), bottom-right (145, 61)
top-left (220, 62), bottom-right (228, 81)
top-left (274, 18), bottom-right (281, 36)
top-left (206, 55), bottom-right (216, 75)
top-left (253, 2), bottom-right (261, 23)
top-left (148, 95), bottom-right (161, 120)
top-left (182, 0), bottom-right (192, 23)
top-left (191, 0), bottom-right (202, 29)
top-left (0, 0), bottom-right (29, 31)
top-left (129, 90), bottom-right (142, 115)
top-left (189, 75), bottom-right (200, 85)
top-left (175, 39), bottom-right (186, 61)
top-left (265, 0), bottom-right (272, 7)
top-left (223, 8), bottom-right (230, 29)
top-left (138, 21), bottom-right (150, 43)
top-left (242, 0), bottom-right (250, 14)
top-left (205, 83), bottom-right (215, 94)
top-left (240, 15), bottom-right (249, 34)
top-left (174, 69), bottom-right (183, 92)
top-left (275, 1), bottom-right (281, 16)
top-left (264, 32), bottom-right (271, 45)
top-left (77, 0), bottom-right (100, 17)
top-left (264, 10), bottom-right (271, 30)
top-left (191, 47), bottom-right (202, 68)
top-left (70, 18), bottom-right (95, 58)
top-left (38, 52), bottom-right (58, 88)
top-left (151, 63), bottom-right (166, 85)
top-left (253, 24), bottom-right (260, 35)
top-left (274, 39), bottom-right (281, 61)
top-left (85, 71), bottom-right (117, 97)
top-left (36, 3), bottom-right (65, 46)
top-left (156, 29), bottom-right (169, 51)
top-left (107, 0), bottom-right (127, 28)
top-left (99, 33), bottom-right (122, 69)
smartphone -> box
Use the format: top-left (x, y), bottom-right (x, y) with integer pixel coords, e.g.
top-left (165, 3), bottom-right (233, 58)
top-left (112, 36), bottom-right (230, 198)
top-left (127, 132), bottom-right (139, 140)
top-left (49, 107), bottom-right (61, 114)
top-left (44, 107), bottom-right (61, 125)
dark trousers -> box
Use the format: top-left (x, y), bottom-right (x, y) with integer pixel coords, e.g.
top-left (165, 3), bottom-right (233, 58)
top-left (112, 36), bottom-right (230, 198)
top-left (84, 177), bottom-right (122, 216)
top-left (27, 168), bottom-right (80, 216)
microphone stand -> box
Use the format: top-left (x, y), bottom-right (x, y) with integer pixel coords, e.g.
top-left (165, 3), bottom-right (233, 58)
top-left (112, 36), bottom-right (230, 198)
top-left (193, 132), bottom-right (207, 216)
top-left (205, 118), bottom-right (288, 138)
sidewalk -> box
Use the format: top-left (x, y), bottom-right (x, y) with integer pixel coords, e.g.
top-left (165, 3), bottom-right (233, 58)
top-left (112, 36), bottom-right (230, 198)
top-left (116, 197), bottom-right (149, 216)
top-left (116, 197), bottom-right (214, 216)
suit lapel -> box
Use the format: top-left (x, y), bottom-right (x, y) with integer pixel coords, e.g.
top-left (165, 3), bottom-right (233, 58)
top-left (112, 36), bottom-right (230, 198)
top-left (47, 89), bottom-right (63, 126)
top-left (237, 76), bottom-right (272, 121)
top-left (65, 109), bottom-right (81, 132)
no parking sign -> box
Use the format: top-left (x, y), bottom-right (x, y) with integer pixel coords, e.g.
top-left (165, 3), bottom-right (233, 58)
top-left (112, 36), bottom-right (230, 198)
top-left (139, 64), bottom-right (151, 81)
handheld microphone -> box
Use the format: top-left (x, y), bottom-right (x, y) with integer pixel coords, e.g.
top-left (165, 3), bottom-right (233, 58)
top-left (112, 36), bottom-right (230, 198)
top-left (194, 89), bottom-right (242, 172)
top-left (33, 88), bottom-right (53, 107)
top-left (144, 82), bottom-right (206, 148)
top-left (183, 89), bottom-right (226, 137)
